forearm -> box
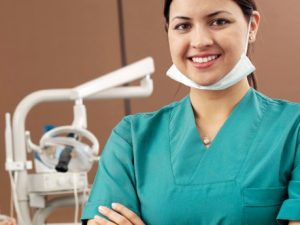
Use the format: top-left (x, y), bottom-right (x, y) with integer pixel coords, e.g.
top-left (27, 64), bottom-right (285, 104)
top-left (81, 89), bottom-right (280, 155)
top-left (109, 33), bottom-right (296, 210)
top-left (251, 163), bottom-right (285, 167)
top-left (87, 219), bottom-right (98, 225)
top-left (289, 221), bottom-right (300, 225)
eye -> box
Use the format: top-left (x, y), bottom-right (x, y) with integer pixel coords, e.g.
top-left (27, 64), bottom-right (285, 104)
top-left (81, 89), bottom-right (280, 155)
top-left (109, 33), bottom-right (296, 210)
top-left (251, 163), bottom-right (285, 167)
top-left (174, 23), bottom-right (192, 31)
top-left (211, 18), bottom-right (230, 26)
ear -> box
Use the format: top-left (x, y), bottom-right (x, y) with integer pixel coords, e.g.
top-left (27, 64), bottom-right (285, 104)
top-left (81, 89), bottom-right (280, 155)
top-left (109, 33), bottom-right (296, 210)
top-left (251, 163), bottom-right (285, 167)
top-left (249, 11), bottom-right (261, 43)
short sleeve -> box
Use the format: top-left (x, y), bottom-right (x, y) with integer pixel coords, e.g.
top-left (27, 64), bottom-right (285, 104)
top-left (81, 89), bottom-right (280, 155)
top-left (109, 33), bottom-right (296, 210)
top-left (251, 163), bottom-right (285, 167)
top-left (81, 116), bottom-right (140, 223)
top-left (277, 128), bottom-right (300, 223)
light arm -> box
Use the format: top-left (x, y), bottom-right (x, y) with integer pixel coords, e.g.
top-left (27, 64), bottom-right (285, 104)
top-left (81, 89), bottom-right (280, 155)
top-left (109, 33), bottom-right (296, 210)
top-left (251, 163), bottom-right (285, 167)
top-left (72, 57), bottom-right (154, 99)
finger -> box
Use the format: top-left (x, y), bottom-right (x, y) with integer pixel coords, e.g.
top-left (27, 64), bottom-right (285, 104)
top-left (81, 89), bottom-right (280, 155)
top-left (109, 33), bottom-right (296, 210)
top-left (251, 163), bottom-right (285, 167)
top-left (111, 203), bottom-right (145, 225)
top-left (5, 218), bottom-right (15, 225)
top-left (94, 215), bottom-right (116, 225)
top-left (88, 218), bottom-right (105, 225)
top-left (10, 218), bottom-right (17, 225)
top-left (2, 220), bottom-right (11, 225)
top-left (10, 218), bottom-right (16, 225)
top-left (1, 218), bottom-right (15, 225)
top-left (11, 218), bottom-right (17, 225)
top-left (2, 219), bottom-right (13, 225)
top-left (99, 206), bottom-right (132, 225)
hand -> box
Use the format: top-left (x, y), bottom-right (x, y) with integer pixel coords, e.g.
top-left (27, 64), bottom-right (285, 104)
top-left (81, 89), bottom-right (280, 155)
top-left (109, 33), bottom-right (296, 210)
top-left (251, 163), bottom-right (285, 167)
top-left (89, 203), bottom-right (145, 225)
top-left (0, 218), bottom-right (17, 225)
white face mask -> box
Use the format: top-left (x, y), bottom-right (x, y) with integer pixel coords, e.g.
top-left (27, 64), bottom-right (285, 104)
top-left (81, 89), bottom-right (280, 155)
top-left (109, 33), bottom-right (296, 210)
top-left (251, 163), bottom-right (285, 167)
top-left (166, 19), bottom-right (255, 91)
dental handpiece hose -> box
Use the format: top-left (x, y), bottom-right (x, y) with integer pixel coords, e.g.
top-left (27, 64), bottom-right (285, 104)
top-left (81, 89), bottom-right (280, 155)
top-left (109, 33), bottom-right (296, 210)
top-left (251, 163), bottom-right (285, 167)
top-left (5, 113), bottom-right (14, 166)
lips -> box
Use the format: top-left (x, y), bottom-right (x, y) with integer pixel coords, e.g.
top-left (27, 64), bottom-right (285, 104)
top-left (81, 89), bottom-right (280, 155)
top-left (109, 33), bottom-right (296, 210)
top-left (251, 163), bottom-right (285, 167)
top-left (188, 54), bottom-right (221, 69)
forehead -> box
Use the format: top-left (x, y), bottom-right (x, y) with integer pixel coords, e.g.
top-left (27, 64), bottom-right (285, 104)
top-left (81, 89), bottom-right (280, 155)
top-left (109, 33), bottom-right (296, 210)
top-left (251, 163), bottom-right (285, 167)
top-left (169, 0), bottom-right (243, 17)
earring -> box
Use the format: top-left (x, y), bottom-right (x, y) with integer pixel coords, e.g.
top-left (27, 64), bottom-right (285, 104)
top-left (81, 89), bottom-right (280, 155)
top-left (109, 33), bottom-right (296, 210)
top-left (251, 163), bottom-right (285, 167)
top-left (249, 31), bottom-right (255, 41)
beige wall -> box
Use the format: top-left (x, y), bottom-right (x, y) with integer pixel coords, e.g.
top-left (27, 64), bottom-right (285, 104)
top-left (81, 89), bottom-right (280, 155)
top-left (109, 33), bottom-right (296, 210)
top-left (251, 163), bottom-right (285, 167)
top-left (0, 0), bottom-right (299, 222)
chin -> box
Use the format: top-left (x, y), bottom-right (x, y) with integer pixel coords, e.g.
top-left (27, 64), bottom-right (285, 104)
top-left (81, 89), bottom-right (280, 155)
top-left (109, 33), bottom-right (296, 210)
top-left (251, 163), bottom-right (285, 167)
top-left (189, 76), bottom-right (222, 86)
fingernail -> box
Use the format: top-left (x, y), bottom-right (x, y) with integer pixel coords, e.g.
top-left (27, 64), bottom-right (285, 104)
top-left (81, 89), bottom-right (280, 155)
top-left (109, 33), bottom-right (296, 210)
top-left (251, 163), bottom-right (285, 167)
top-left (94, 215), bottom-right (101, 219)
top-left (94, 215), bottom-right (104, 221)
top-left (111, 202), bottom-right (118, 209)
top-left (98, 206), bottom-right (106, 212)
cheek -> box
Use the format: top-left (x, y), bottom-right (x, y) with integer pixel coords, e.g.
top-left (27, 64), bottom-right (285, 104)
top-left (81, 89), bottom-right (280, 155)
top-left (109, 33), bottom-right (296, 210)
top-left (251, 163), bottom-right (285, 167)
top-left (226, 28), bottom-right (248, 54)
top-left (217, 31), bottom-right (245, 59)
top-left (168, 37), bottom-right (178, 61)
top-left (168, 35), bottom-right (188, 61)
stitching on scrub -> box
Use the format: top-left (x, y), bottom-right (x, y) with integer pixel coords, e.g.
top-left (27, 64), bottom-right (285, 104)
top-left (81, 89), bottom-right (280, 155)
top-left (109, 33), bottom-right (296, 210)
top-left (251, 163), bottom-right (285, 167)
top-left (168, 97), bottom-right (203, 185)
top-left (112, 128), bottom-right (132, 148)
top-left (254, 92), bottom-right (300, 150)
top-left (168, 97), bottom-right (210, 186)
top-left (184, 92), bottom-right (252, 185)
top-left (111, 125), bottom-right (137, 178)
top-left (132, 97), bottom-right (183, 119)
top-left (181, 90), bottom-right (254, 186)
top-left (237, 97), bottom-right (271, 224)
top-left (168, 100), bottom-right (189, 185)
top-left (174, 179), bottom-right (237, 187)
top-left (113, 116), bottom-right (133, 146)
top-left (297, 120), bottom-right (300, 148)
top-left (168, 102), bottom-right (177, 184)
top-left (253, 88), bottom-right (300, 107)
top-left (234, 95), bottom-right (269, 181)
top-left (169, 98), bottom-right (184, 125)
top-left (111, 124), bottom-right (142, 212)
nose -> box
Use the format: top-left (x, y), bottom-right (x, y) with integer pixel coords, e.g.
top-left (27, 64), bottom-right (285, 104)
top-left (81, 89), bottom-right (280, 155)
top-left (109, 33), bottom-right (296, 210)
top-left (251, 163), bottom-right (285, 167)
top-left (190, 26), bottom-right (214, 49)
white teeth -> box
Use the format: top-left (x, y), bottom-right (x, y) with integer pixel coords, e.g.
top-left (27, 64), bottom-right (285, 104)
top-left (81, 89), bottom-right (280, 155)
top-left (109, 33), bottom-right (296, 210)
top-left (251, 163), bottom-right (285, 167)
top-left (192, 55), bottom-right (218, 63)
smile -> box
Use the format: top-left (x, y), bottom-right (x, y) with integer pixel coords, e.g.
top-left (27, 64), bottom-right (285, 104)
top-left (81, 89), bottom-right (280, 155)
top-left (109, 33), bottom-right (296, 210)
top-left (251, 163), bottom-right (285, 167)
top-left (191, 55), bottom-right (220, 63)
top-left (189, 54), bottom-right (221, 69)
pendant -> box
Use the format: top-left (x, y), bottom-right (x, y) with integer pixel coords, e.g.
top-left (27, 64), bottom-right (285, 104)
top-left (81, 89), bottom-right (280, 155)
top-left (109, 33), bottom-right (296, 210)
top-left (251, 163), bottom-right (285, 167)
top-left (203, 137), bottom-right (211, 146)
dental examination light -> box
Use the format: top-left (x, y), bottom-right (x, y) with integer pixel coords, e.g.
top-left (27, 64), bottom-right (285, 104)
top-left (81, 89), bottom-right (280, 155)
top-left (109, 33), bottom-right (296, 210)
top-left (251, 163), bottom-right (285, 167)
top-left (4, 57), bottom-right (154, 225)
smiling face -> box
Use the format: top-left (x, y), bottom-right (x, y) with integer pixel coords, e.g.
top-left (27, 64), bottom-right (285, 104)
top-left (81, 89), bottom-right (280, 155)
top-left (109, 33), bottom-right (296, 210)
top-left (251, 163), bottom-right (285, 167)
top-left (167, 0), bottom-right (255, 86)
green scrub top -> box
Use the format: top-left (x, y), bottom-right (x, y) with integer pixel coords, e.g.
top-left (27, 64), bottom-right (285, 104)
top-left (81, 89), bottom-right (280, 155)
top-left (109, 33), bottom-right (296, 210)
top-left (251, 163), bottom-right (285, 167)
top-left (81, 88), bottom-right (300, 225)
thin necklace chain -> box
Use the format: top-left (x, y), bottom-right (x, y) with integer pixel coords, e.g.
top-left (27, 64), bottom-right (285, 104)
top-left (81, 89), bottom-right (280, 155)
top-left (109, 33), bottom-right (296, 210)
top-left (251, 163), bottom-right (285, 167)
top-left (195, 119), bottom-right (211, 147)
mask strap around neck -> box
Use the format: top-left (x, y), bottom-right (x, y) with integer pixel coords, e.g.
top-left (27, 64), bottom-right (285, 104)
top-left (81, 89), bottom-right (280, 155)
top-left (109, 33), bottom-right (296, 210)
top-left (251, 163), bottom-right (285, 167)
top-left (244, 17), bottom-right (253, 54)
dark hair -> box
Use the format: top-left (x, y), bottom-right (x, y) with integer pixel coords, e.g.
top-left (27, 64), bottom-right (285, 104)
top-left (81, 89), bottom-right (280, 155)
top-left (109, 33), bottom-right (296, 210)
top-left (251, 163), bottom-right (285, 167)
top-left (164, 0), bottom-right (258, 89)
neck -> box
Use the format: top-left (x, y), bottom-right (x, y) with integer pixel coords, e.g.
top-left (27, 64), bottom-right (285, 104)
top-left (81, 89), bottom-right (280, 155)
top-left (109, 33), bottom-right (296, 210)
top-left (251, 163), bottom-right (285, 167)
top-left (190, 78), bottom-right (250, 122)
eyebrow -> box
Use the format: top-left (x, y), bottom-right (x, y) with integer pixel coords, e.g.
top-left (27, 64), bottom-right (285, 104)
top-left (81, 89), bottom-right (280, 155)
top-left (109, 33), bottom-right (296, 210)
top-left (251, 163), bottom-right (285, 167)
top-left (207, 10), bottom-right (232, 18)
top-left (170, 10), bottom-right (232, 22)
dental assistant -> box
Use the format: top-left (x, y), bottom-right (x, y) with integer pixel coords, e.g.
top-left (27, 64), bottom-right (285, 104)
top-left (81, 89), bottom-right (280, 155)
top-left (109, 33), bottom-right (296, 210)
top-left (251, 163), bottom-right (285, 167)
top-left (82, 0), bottom-right (300, 224)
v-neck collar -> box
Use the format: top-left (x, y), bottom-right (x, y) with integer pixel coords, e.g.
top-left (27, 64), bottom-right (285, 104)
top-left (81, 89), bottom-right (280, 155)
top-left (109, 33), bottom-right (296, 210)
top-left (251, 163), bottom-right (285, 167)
top-left (168, 88), bottom-right (266, 185)
top-left (192, 88), bottom-right (254, 151)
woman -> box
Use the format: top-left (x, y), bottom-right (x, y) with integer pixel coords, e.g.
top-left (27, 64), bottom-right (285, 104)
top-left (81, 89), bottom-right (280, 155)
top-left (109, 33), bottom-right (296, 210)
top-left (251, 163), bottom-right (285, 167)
top-left (82, 0), bottom-right (300, 224)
